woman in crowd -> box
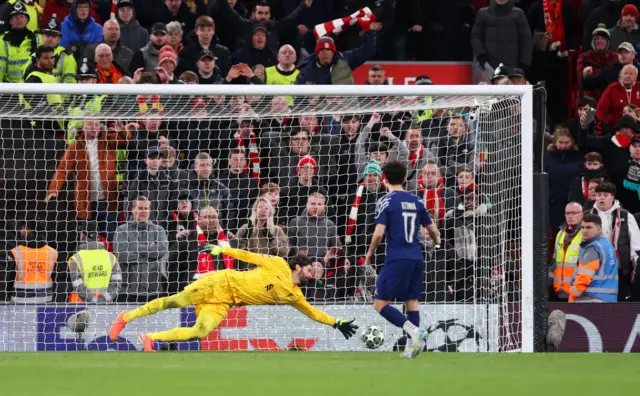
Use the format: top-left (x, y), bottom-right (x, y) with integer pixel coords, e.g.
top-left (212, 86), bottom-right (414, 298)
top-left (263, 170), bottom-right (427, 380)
top-left (233, 197), bottom-right (289, 267)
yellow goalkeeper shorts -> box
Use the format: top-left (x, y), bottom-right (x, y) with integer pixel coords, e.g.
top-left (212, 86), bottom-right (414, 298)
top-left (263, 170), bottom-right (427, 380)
top-left (183, 271), bottom-right (235, 305)
top-left (194, 303), bottom-right (230, 320)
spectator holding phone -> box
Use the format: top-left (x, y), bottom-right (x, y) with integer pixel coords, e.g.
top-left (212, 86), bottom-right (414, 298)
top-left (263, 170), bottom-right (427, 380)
top-left (569, 96), bottom-right (597, 148)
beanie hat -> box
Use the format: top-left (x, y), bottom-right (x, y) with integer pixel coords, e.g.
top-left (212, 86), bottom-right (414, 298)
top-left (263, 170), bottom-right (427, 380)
top-left (158, 45), bottom-right (177, 67)
top-left (360, 160), bottom-right (382, 181)
top-left (296, 155), bottom-right (318, 175)
top-left (622, 4), bottom-right (639, 20)
top-left (591, 23), bottom-right (611, 52)
top-left (592, 23), bottom-right (611, 39)
top-left (315, 36), bottom-right (336, 54)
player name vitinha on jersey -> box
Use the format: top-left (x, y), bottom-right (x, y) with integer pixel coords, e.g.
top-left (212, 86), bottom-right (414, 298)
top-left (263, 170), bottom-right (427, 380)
top-left (375, 191), bottom-right (432, 262)
top-left (401, 202), bottom-right (417, 210)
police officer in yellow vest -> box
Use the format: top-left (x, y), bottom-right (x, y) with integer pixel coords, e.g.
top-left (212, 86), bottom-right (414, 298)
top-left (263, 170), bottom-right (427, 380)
top-left (6, 0), bottom-right (42, 34)
top-left (38, 15), bottom-right (77, 84)
top-left (20, 45), bottom-right (63, 111)
top-left (2, 219), bottom-right (58, 303)
top-left (265, 44), bottom-right (299, 106)
top-left (550, 202), bottom-right (584, 301)
top-left (68, 221), bottom-right (122, 303)
top-left (410, 75), bottom-right (436, 123)
top-left (66, 58), bottom-right (108, 144)
top-left (0, 1), bottom-right (40, 82)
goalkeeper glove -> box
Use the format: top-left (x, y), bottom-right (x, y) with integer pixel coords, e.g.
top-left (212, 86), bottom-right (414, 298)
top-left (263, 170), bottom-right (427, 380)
top-left (203, 244), bottom-right (225, 256)
top-left (333, 318), bottom-right (358, 339)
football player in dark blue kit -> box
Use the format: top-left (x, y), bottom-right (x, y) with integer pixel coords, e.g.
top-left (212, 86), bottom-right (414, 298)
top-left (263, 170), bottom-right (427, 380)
top-left (365, 161), bottom-right (441, 358)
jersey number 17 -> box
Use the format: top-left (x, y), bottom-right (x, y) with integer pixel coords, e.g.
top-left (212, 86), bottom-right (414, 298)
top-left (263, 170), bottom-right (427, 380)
top-left (402, 212), bottom-right (417, 243)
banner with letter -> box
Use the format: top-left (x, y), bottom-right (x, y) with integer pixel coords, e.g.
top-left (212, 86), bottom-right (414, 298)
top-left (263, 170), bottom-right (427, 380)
top-left (548, 303), bottom-right (640, 352)
top-left (0, 304), bottom-right (499, 352)
top-left (352, 62), bottom-right (472, 85)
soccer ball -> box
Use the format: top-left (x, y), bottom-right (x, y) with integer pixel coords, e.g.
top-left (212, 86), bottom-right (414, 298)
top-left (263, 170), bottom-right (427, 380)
top-left (361, 326), bottom-right (384, 349)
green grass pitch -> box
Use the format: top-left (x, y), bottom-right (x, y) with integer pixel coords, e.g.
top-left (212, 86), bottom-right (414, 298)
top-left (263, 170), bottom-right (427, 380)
top-left (0, 352), bottom-right (638, 396)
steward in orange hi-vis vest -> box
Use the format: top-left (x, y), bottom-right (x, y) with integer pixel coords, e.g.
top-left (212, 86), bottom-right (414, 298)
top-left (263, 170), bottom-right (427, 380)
top-left (5, 221), bottom-right (58, 303)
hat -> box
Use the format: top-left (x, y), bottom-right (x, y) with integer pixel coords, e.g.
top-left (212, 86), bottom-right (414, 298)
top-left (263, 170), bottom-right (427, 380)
top-left (415, 75), bottom-right (433, 85)
top-left (360, 160), bottom-right (382, 181)
top-left (622, 4), bottom-right (639, 20)
top-left (178, 191), bottom-right (193, 201)
top-left (198, 49), bottom-right (215, 61)
top-left (632, 135), bottom-right (640, 145)
top-left (509, 67), bottom-right (526, 78)
top-left (296, 155), bottom-right (318, 175)
top-left (42, 15), bottom-right (62, 35)
top-left (592, 23), bottom-right (611, 39)
top-left (77, 220), bottom-right (99, 241)
top-left (10, 1), bottom-right (29, 20)
top-left (158, 45), bottom-right (177, 67)
top-left (146, 145), bottom-right (164, 158)
top-left (618, 41), bottom-right (636, 54)
top-left (151, 22), bottom-right (167, 35)
top-left (491, 63), bottom-right (508, 82)
top-left (315, 36), bottom-right (336, 54)
top-left (252, 25), bottom-right (268, 35)
top-left (77, 57), bottom-right (97, 79)
top-left (615, 114), bottom-right (640, 133)
top-left (117, 0), bottom-right (134, 9)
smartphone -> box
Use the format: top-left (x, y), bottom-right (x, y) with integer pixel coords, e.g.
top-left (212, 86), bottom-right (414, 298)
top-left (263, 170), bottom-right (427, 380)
top-left (584, 107), bottom-right (596, 125)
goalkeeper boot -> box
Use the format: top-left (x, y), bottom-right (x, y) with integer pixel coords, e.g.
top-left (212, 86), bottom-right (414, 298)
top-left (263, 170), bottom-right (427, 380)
top-left (139, 334), bottom-right (155, 353)
top-left (108, 311), bottom-right (128, 341)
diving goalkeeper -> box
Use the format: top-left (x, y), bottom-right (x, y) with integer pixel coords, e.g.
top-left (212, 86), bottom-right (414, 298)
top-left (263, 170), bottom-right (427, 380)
top-left (108, 246), bottom-right (358, 351)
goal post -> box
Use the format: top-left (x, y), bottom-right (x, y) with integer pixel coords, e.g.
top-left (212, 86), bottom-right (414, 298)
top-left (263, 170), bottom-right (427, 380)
top-left (0, 83), bottom-right (536, 353)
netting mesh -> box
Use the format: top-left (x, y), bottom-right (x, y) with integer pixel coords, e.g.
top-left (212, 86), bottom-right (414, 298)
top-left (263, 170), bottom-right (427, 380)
top-left (0, 89), bottom-right (524, 352)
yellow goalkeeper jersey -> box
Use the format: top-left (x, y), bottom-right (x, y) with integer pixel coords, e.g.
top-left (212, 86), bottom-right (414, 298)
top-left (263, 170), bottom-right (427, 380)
top-left (198, 248), bottom-right (337, 327)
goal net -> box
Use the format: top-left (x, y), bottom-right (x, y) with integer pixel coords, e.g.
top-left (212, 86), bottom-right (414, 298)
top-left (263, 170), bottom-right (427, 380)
top-left (0, 84), bottom-right (533, 353)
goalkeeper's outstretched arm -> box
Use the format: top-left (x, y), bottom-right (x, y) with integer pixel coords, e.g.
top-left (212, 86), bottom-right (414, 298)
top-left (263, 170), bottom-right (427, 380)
top-left (291, 298), bottom-right (358, 339)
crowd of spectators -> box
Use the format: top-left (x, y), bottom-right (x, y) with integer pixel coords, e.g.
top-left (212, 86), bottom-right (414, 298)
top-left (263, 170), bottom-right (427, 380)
top-left (0, 0), bottom-right (640, 305)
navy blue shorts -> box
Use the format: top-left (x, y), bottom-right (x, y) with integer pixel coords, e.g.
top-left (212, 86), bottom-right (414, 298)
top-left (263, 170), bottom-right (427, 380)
top-left (374, 260), bottom-right (424, 301)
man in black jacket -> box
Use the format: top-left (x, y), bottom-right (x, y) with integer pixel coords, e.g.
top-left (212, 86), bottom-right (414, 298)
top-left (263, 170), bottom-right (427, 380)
top-left (178, 15), bottom-right (231, 76)
top-left (232, 25), bottom-right (277, 68)
top-left (217, 148), bottom-right (259, 232)
top-left (126, 146), bottom-right (179, 230)
top-left (215, 0), bottom-right (313, 52)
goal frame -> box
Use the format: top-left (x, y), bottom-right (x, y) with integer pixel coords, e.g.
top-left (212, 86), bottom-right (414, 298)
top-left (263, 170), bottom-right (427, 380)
top-left (0, 83), bottom-right (535, 353)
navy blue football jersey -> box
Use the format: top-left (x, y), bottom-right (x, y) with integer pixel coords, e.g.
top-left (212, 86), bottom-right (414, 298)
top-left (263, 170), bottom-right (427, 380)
top-left (374, 191), bottom-right (432, 262)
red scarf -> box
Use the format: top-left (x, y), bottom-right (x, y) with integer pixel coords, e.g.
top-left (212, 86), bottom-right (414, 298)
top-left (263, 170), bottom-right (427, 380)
top-left (234, 131), bottom-right (261, 183)
top-left (345, 181), bottom-right (387, 244)
top-left (543, 0), bottom-right (567, 56)
top-left (171, 211), bottom-right (234, 278)
top-left (408, 145), bottom-right (424, 169)
top-left (581, 177), bottom-right (589, 198)
top-left (418, 175), bottom-right (445, 223)
top-left (616, 134), bottom-right (633, 148)
top-left (459, 183), bottom-right (477, 194)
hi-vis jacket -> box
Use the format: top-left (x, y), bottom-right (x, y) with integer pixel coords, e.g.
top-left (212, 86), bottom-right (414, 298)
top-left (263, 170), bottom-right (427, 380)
top-left (570, 233), bottom-right (619, 302)
top-left (552, 226), bottom-right (582, 297)
top-left (8, 241), bottom-right (58, 303)
top-left (0, 30), bottom-right (40, 82)
top-left (68, 241), bottom-right (122, 303)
